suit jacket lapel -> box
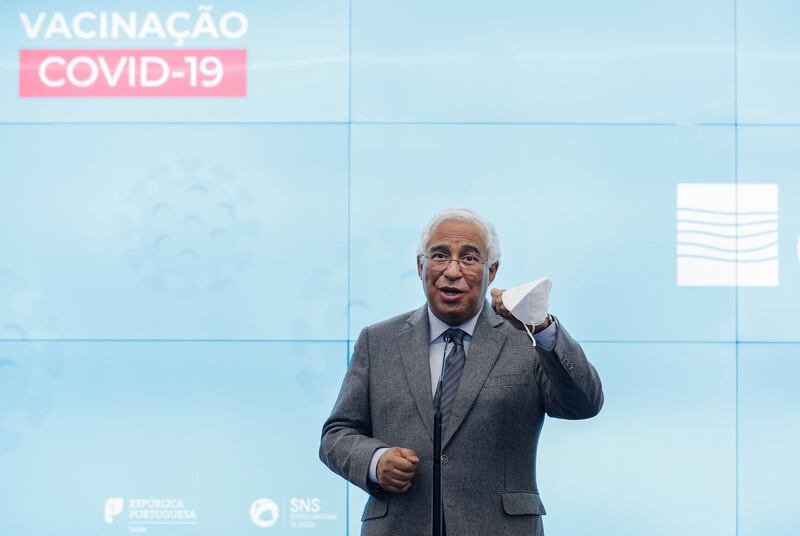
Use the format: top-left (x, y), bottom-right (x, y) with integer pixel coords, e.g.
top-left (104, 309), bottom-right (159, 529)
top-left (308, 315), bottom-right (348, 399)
top-left (399, 305), bottom-right (434, 441)
top-left (443, 304), bottom-right (507, 448)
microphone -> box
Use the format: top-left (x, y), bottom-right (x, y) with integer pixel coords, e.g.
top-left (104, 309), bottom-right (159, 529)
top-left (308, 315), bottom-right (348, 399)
top-left (439, 334), bottom-right (451, 391)
top-left (432, 335), bottom-right (450, 536)
top-left (436, 335), bottom-right (451, 398)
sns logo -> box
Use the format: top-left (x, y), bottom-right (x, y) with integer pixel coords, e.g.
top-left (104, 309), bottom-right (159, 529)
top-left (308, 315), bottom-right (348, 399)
top-left (104, 497), bottom-right (124, 524)
top-left (250, 498), bottom-right (279, 528)
top-left (290, 498), bottom-right (321, 514)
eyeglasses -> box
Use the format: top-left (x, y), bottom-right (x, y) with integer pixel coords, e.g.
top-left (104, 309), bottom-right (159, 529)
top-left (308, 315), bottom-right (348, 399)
top-left (420, 253), bottom-right (488, 270)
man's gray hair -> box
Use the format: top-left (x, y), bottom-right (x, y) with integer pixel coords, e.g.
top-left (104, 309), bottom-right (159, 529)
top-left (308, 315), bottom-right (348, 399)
top-left (417, 208), bottom-right (501, 265)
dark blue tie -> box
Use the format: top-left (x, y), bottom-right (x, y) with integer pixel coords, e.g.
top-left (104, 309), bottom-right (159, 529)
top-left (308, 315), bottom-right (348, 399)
top-left (440, 328), bottom-right (466, 431)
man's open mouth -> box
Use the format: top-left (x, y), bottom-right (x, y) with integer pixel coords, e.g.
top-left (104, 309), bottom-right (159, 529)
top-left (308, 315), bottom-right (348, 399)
top-left (439, 287), bottom-right (465, 296)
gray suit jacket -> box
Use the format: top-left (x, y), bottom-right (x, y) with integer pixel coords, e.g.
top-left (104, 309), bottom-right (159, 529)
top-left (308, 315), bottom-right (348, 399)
top-left (320, 303), bottom-right (603, 536)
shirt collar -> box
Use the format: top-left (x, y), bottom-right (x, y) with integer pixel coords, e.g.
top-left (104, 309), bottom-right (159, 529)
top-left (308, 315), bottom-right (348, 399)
top-left (427, 306), bottom-right (481, 343)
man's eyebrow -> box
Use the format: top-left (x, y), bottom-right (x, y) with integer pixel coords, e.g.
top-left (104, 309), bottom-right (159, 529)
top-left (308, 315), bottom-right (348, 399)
top-left (459, 244), bottom-right (482, 255)
top-left (427, 243), bottom-right (484, 255)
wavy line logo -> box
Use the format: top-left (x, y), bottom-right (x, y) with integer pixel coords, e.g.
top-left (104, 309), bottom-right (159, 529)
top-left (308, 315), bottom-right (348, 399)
top-left (677, 183), bottom-right (779, 287)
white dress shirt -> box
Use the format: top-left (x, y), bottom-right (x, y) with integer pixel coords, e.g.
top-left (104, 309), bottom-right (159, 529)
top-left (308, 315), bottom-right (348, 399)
top-left (367, 307), bottom-right (558, 484)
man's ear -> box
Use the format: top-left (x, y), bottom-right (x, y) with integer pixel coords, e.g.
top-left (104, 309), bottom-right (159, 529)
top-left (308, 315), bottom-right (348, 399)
top-left (417, 255), bottom-right (424, 279)
top-left (487, 261), bottom-right (499, 285)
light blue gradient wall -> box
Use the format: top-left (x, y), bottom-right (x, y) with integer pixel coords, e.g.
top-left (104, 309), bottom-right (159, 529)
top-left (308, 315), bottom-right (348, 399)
top-left (1, 1), bottom-right (798, 535)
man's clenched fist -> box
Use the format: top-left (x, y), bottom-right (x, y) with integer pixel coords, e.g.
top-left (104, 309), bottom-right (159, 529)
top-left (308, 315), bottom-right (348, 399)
top-left (376, 447), bottom-right (419, 493)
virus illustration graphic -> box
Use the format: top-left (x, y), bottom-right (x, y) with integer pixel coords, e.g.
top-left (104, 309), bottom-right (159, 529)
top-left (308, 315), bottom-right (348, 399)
top-left (120, 158), bottom-right (259, 297)
top-left (0, 269), bottom-right (63, 453)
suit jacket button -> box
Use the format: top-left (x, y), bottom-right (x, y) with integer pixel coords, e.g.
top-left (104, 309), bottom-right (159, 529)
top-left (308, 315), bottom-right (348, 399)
top-left (440, 455), bottom-right (448, 464)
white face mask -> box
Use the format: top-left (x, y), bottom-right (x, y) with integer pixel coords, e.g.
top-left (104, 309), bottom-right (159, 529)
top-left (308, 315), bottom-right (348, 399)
top-left (501, 277), bottom-right (552, 344)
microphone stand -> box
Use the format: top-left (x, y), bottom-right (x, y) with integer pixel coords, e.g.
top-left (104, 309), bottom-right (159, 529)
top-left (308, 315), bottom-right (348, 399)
top-left (432, 336), bottom-right (449, 536)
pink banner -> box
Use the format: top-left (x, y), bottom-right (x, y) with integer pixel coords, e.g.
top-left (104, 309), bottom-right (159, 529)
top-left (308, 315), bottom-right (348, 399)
top-left (19, 49), bottom-right (247, 97)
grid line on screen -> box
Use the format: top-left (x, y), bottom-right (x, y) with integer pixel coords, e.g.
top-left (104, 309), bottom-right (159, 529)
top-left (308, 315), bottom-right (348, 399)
top-left (1, 339), bottom-right (798, 344)
top-left (7, 121), bottom-right (800, 126)
top-left (346, 1), bottom-right (353, 534)
top-left (733, 1), bottom-right (741, 534)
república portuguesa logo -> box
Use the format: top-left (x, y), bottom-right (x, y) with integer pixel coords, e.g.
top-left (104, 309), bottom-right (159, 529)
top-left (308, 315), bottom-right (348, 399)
top-left (104, 497), bottom-right (198, 533)
top-left (18, 6), bottom-right (248, 97)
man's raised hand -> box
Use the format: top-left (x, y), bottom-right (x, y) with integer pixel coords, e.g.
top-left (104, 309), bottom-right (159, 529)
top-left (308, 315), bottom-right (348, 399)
top-left (491, 287), bottom-right (552, 333)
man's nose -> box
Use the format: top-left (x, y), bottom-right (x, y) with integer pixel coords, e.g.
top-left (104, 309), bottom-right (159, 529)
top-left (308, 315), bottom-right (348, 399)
top-left (442, 258), bottom-right (464, 279)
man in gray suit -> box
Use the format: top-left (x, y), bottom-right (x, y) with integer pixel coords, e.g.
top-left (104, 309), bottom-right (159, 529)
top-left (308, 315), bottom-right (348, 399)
top-left (320, 209), bottom-right (603, 535)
